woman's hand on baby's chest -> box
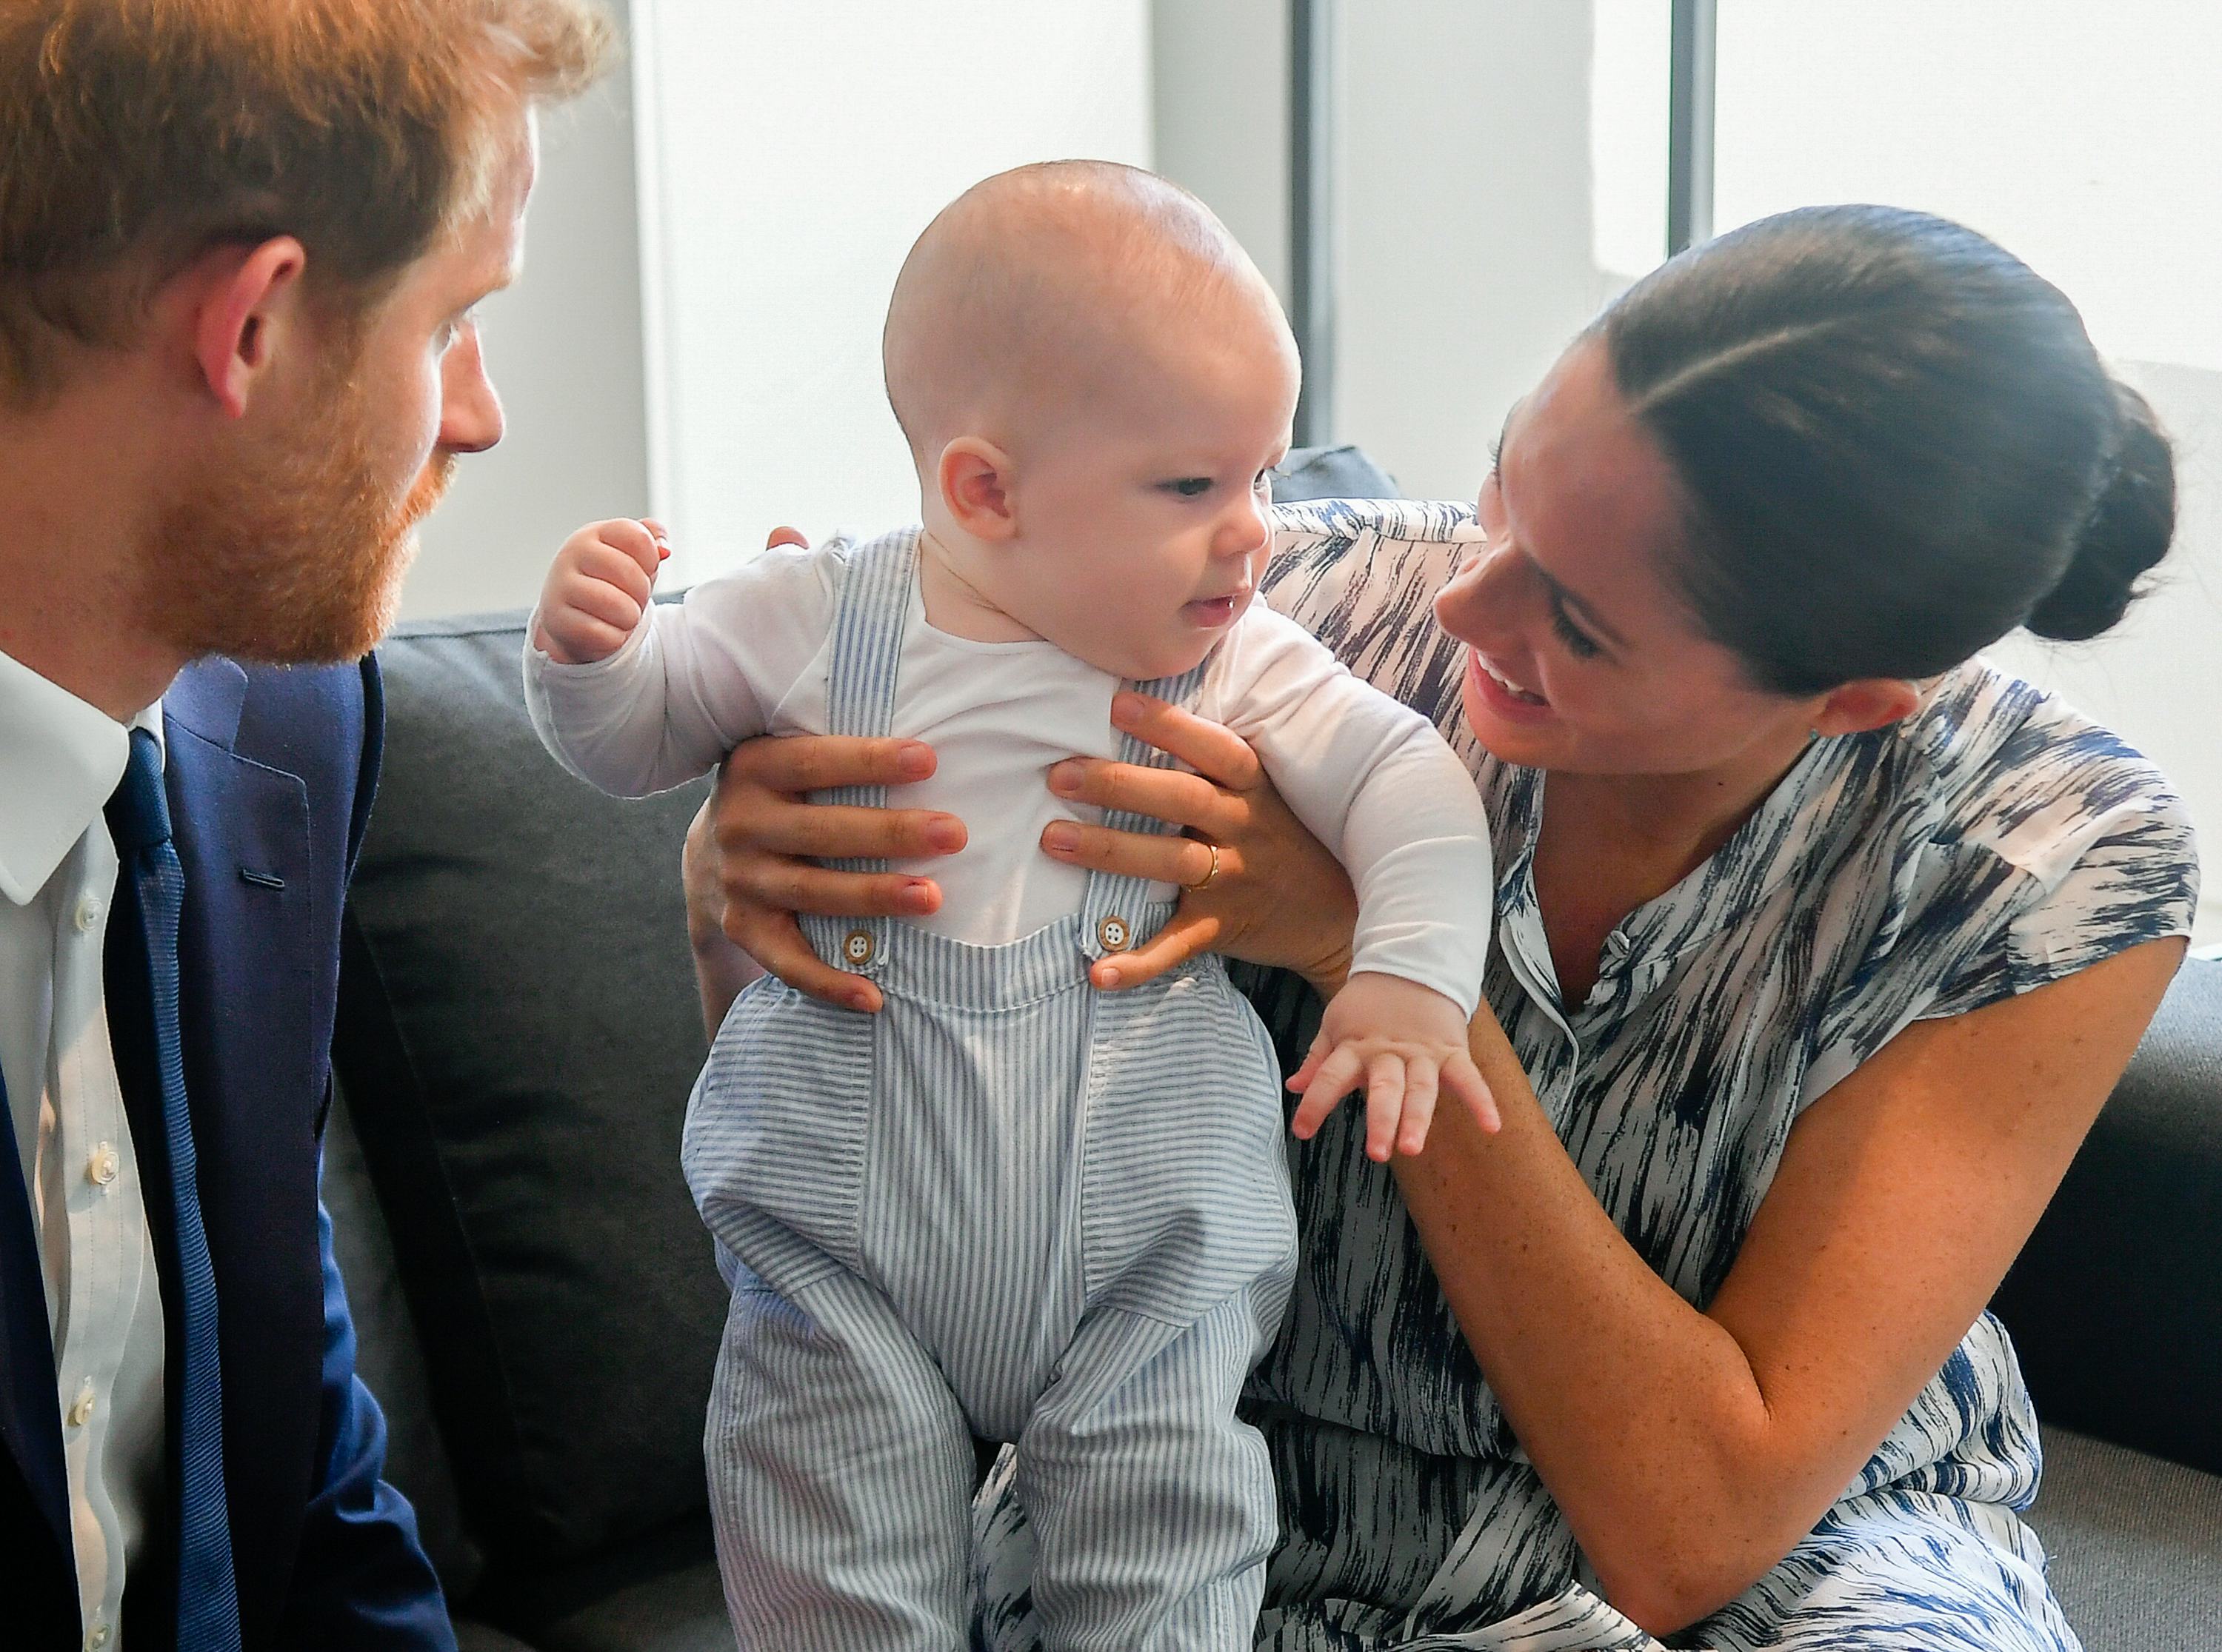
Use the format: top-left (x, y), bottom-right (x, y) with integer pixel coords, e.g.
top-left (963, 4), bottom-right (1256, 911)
top-left (1038, 691), bottom-right (1357, 994)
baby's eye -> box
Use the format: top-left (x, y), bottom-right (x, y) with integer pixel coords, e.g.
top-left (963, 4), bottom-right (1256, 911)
top-left (1163, 477), bottom-right (1213, 498)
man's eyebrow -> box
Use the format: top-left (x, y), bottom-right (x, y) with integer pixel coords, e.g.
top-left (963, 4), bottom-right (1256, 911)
top-left (467, 255), bottom-right (523, 308)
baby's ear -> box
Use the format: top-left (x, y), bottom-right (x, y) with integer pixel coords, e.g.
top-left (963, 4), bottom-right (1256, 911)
top-left (939, 438), bottom-right (1018, 540)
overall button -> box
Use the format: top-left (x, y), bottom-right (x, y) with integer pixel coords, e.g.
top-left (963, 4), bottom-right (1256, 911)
top-left (1097, 914), bottom-right (1132, 953)
top-left (87, 1145), bottom-right (120, 1188)
top-left (841, 929), bottom-right (875, 968)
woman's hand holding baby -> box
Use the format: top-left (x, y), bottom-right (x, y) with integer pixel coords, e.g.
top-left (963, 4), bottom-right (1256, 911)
top-left (1289, 973), bottom-right (1501, 1161)
top-left (533, 517), bottom-right (672, 663)
top-left (1041, 692), bottom-right (1359, 998)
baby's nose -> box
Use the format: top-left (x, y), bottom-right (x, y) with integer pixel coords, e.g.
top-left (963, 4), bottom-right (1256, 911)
top-left (1216, 495), bottom-right (1270, 554)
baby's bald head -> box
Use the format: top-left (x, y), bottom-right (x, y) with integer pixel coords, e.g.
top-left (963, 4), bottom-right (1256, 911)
top-left (884, 161), bottom-right (1291, 469)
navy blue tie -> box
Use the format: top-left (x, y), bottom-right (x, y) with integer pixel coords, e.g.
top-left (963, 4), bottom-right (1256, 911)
top-left (107, 728), bottom-right (241, 1652)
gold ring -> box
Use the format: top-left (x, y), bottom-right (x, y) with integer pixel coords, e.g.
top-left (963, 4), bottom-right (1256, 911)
top-left (1184, 841), bottom-right (1221, 892)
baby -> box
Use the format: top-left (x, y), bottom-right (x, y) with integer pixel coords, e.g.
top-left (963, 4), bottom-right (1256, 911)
top-left (524, 162), bottom-right (1495, 1649)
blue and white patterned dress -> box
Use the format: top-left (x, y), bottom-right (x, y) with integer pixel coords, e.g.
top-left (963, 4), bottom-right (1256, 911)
top-left (975, 500), bottom-right (2200, 1652)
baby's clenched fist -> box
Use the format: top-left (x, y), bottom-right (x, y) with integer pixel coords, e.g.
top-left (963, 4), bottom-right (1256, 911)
top-left (534, 518), bottom-right (672, 664)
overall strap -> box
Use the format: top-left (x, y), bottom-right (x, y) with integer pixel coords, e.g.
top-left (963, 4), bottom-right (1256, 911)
top-left (1076, 657), bottom-right (1214, 963)
top-left (801, 528), bottom-right (918, 982)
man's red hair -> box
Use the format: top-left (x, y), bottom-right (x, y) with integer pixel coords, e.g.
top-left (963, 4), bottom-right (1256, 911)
top-left (0, 0), bottom-right (612, 404)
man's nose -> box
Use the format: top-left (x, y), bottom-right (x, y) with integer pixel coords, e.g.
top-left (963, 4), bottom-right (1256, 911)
top-left (438, 324), bottom-right (505, 455)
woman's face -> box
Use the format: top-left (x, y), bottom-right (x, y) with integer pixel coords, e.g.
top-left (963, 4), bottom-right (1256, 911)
top-left (1432, 337), bottom-right (1822, 778)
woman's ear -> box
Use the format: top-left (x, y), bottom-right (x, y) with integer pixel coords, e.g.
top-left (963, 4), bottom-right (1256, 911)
top-left (1811, 676), bottom-right (1924, 738)
top-left (938, 438), bottom-right (1018, 541)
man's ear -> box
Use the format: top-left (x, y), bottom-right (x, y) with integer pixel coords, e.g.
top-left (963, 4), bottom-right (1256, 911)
top-left (938, 438), bottom-right (1019, 541)
top-left (187, 236), bottom-right (310, 420)
top-left (1812, 676), bottom-right (1924, 738)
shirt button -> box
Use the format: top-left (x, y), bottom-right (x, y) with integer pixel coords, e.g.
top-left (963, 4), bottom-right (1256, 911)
top-left (87, 1145), bottom-right (121, 1188)
top-left (73, 894), bottom-right (103, 933)
top-left (67, 1385), bottom-right (96, 1428)
top-left (86, 1624), bottom-right (111, 1651)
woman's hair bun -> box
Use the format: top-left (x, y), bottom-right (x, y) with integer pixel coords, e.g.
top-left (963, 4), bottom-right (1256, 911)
top-left (2025, 381), bottom-right (2176, 642)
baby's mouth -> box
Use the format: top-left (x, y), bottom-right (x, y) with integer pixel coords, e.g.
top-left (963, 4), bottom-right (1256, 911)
top-left (1185, 588), bottom-right (1249, 625)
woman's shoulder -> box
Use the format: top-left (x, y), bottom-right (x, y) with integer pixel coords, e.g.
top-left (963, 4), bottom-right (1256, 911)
top-left (1854, 658), bottom-right (2198, 1010)
top-left (1898, 659), bottom-right (2195, 885)
top-left (1265, 498), bottom-right (1482, 740)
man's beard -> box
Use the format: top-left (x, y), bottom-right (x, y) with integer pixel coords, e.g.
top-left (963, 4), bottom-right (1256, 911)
top-left (147, 363), bottom-right (454, 666)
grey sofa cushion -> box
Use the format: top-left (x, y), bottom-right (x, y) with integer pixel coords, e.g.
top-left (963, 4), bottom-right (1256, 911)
top-left (323, 1080), bottom-right (484, 1597)
top-left (481, 1516), bottom-right (734, 1652)
top-left (1274, 443), bottom-right (1400, 501)
top-left (2032, 1427), bottom-right (2222, 1652)
top-left (334, 614), bottom-right (727, 1574)
top-left (1993, 957), bottom-right (2222, 1477)
top-left (455, 1624), bottom-right (544, 1652)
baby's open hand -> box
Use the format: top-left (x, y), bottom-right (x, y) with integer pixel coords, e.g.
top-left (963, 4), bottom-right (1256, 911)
top-left (1287, 972), bottom-right (1499, 1161)
top-left (534, 518), bottom-right (673, 664)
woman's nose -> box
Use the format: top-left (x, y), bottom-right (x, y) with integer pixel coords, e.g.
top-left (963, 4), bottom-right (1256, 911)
top-left (1432, 540), bottom-right (1518, 641)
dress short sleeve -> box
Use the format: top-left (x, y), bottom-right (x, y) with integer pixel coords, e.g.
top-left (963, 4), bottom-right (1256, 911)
top-left (1921, 723), bottom-right (2200, 1020)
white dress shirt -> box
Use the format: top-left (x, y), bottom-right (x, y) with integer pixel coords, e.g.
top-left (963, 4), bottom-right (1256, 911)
top-left (0, 646), bottom-right (170, 1652)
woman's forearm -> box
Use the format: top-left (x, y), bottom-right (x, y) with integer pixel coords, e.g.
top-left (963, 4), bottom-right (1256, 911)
top-left (683, 795), bottom-right (765, 1040)
top-left (1402, 940), bottom-right (2181, 1636)
top-left (1392, 1014), bottom-right (1824, 1633)
top-left (691, 929), bottom-right (762, 1042)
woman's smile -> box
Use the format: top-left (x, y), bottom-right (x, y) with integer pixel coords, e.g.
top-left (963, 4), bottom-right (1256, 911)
top-left (1466, 647), bottom-right (1553, 720)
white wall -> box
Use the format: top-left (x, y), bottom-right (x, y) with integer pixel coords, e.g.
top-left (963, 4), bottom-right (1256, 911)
top-left (1150, 0), bottom-right (1291, 304)
top-left (404, 0), bottom-right (650, 619)
top-left (632, 0), bottom-right (1153, 579)
top-left (1333, 1), bottom-right (1604, 500)
top-left (1712, 0), bottom-right (2222, 939)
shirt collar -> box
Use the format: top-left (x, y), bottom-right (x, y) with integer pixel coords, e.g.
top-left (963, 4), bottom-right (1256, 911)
top-left (0, 646), bottom-right (164, 906)
top-left (1489, 733), bottom-right (1884, 1019)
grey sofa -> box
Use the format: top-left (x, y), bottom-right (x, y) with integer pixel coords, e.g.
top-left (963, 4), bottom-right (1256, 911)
top-left (324, 452), bottom-right (2222, 1649)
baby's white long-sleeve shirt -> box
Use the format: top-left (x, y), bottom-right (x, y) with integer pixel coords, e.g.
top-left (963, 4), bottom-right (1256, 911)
top-left (524, 535), bottom-right (1492, 1015)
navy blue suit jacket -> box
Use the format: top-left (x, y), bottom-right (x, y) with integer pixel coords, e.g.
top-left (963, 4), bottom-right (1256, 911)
top-left (0, 657), bottom-right (453, 1648)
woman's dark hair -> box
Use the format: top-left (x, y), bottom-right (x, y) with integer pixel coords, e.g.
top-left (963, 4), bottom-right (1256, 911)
top-left (1597, 204), bottom-right (2175, 695)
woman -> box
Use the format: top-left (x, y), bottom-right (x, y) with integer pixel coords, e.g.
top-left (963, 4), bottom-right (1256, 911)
top-left (685, 207), bottom-right (2197, 1649)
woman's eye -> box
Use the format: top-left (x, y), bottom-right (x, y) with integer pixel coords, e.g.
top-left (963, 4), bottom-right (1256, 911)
top-left (1164, 477), bottom-right (1213, 498)
top-left (1552, 605), bottom-right (1603, 660)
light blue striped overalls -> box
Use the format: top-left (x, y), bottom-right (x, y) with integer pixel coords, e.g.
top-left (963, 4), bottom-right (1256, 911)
top-left (684, 529), bottom-right (1300, 1651)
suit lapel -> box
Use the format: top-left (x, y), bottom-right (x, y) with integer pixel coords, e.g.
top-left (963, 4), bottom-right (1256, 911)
top-left (161, 661), bottom-right (326, 1627)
